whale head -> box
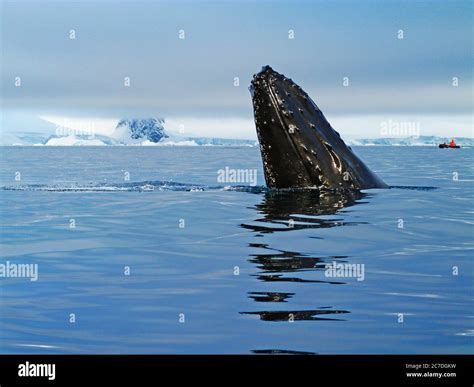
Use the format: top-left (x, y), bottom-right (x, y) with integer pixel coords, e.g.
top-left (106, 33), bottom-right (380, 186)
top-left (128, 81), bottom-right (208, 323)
top-left (249, 65), bottom-right (387, 190)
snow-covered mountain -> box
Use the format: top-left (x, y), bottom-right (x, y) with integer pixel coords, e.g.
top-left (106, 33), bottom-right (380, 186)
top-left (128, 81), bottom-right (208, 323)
top-left (114, 118), bottom-right (168, 143)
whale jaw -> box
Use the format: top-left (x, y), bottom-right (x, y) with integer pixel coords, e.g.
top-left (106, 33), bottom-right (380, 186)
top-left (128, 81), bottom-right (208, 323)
top-left (250, 66), bottom-right (387, 190)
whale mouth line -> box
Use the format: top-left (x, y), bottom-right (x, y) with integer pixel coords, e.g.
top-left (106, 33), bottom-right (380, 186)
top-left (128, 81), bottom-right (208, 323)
top-left (323, 143), bottom-right (342, 171)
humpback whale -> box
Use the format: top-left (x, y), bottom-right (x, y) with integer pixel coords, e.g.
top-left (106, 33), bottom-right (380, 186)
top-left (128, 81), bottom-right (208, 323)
top-left (250, 66), bottom-right (387, 190)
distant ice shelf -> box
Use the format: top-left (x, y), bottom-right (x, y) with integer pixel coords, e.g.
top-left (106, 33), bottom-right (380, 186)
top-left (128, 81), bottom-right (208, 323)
top-left (1, 120), bottom-right (472, 148)
top-left (346, 136), bottom-right (474, 147)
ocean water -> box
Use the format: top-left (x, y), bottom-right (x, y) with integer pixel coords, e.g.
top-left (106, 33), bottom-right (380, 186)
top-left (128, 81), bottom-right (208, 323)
top-left (0, 146), bottom-right (472, 354)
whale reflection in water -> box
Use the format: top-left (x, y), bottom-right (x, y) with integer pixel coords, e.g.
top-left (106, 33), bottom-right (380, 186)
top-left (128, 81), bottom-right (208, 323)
top-left (240, 189), bottom-right (369, 324)
top-left (241, 189), bottom-right (368, 233)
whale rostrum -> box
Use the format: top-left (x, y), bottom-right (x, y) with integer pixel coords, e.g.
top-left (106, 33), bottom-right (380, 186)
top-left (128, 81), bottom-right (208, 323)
top-left (250, 66), bottom-right (387, 190)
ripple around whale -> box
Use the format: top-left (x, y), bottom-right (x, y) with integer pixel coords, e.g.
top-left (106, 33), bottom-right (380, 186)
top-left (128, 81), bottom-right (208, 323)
top-left (0, 181), bottom-right (437, 193)
top-left (0, 181), bottom-right (266, 193)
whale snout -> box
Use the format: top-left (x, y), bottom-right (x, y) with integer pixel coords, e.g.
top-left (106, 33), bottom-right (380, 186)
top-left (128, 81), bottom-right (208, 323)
top-left (249, 66), bottom-right (387, 190)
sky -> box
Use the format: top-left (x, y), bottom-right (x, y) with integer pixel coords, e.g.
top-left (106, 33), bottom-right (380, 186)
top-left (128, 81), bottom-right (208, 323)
top-left (1, 0), bottom-right (472, 139)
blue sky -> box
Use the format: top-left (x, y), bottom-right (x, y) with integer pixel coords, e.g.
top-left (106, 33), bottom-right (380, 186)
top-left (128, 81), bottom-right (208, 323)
top-left (1, 0), bottom-right (472, 138)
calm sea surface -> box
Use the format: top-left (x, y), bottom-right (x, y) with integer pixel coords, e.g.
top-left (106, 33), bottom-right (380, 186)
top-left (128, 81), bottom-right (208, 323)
top-left (0, 146), bottom-right (472, 354)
